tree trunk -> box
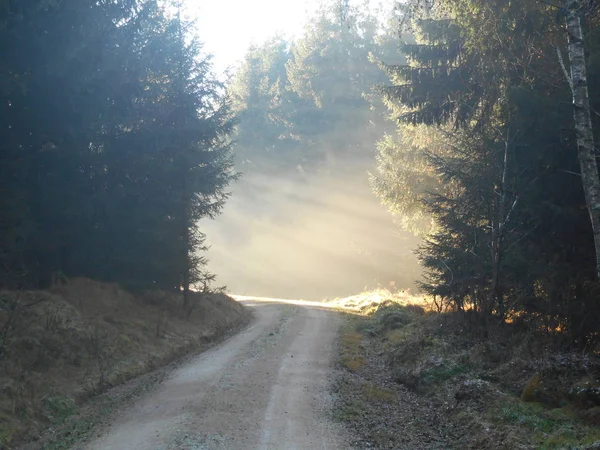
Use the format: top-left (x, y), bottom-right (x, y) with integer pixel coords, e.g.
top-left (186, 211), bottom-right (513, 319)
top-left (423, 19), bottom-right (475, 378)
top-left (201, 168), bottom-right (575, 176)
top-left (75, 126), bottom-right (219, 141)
top-left (177, 0), bottom-right (191, 308)
top-left (565, 0), bottom-right (600, 278)
top-left (182, 174), bottom-right (191, 309)
top-left (488, 127), bottom-right (519, 322)
top-left (489, 131), bottom-right (509, 319)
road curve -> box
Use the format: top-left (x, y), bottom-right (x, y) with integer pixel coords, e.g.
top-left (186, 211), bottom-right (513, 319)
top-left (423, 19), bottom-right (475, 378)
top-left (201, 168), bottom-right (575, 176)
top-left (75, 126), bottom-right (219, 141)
top-left (82, 297), bottom-right (349, 450)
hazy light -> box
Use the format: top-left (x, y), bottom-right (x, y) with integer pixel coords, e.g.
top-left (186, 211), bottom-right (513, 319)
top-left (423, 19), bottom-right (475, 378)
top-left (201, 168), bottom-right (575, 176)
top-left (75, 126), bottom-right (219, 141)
top-left (187, 0), bottom-right (422, 299)
top-left (234, 295), bottom-right (343, 309)
top-left (188, 0), bottom-right (392, 73)
top-left (202, 162), bottom-right (423, 300)
top-left (189, 0), bottom-right (321, 72)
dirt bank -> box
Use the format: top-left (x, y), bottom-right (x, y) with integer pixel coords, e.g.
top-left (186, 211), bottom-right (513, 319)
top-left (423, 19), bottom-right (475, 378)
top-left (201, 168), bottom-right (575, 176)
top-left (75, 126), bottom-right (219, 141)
top-left (0, 278), bottom-right (250, 448)
top-left (79, 298), bottom-right (349, 450)
top-left (332, 290), bottom-right (600, 450)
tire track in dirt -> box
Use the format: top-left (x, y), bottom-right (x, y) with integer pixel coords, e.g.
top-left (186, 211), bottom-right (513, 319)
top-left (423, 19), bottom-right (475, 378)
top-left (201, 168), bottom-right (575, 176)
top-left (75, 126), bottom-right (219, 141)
top-left (81, 298), bottom-right (349, 450)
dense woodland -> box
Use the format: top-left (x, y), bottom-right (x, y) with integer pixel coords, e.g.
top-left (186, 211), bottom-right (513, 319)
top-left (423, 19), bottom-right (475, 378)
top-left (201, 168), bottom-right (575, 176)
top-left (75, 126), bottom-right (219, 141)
top-left (0, 0), bottom-right (235, 297)
top-left (229, 0), bottom-right (600, 345)
top-left (2, 0), bottom-right (600, 345)
top-left (376, 0), bottom-right (600, 345)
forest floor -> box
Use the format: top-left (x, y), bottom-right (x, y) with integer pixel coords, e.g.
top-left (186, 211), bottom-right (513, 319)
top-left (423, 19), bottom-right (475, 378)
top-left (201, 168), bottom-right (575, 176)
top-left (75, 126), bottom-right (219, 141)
top-left (0, 279), bottom-right (250, 449)
top-left (332, 290), bottom-right (600, 450)
top-left (6, 286), bottom-right (600, 450)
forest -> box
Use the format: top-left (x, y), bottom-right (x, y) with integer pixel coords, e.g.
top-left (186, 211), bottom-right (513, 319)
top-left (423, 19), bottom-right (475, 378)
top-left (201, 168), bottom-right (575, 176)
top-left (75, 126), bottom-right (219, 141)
top-left (223, 0), bottom-right (600, 345)
top-left (0, 0), bottom-right (236, 299)
top-left (2, 0), bottom-right (600, 341)
top-left (2, 0), bottom-right (600, 447)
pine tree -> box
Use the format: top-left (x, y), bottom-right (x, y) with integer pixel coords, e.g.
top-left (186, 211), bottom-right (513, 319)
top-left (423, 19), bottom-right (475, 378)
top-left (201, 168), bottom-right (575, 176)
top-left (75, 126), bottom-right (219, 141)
top-left (0, 0), bottom-right (236, 292)
top-left (377, 0), bottom-right (600, 339)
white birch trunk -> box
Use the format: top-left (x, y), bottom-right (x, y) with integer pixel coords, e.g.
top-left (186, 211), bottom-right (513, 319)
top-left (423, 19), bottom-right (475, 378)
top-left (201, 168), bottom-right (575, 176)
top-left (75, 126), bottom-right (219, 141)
top-left (565, 0), bottom-right (600, 278)
top-left (488, 128), bottom-right (518, 323)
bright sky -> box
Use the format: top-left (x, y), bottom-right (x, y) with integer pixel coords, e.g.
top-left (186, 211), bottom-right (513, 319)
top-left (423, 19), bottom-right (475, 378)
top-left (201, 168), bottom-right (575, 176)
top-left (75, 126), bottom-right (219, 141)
top-left (190, 0), bottom-right (322, 73)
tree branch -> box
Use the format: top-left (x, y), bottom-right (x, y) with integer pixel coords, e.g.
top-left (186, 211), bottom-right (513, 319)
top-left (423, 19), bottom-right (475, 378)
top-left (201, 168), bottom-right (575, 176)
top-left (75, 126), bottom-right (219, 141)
top-left (556, 46), bottom-right (574, 95)
top-left (538, 0), bottom-right (563, 8)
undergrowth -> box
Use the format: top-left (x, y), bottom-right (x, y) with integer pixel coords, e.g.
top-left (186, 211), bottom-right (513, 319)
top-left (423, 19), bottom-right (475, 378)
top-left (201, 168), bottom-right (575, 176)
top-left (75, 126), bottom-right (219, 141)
top-left (0, 278), bottom-right (249, 448)
top-left (338, 321), bottom-right (367, 372)
top-left (489, 400), bottom-right (600, 449)
top-left (334, 289), bottom-right (600, 450)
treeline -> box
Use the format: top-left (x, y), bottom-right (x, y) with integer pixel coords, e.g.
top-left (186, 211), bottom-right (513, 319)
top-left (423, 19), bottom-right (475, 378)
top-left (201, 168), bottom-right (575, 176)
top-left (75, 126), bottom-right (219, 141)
top-left (0, 1), bottom-right (235, 292)
top-left (229, 2), bottom-right (400, 181)
top-left (219, 2), bottom-right (428, 296)
top-left (373, 0), bottom-right (600, 344)
top-left (231, 0), bottom-right (600, 344)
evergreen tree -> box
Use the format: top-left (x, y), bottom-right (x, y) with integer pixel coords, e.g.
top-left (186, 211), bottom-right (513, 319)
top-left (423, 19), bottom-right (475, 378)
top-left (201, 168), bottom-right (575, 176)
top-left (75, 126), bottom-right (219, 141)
top-left (0, 0), bottom-right (235, 292)
top-left (376, 0), bottom-right (600, 340)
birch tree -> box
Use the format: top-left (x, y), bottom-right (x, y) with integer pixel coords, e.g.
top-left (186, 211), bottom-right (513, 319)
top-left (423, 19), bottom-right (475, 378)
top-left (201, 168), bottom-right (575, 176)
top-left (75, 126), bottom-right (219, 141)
top-left (561, 0), bottom-right (600, 278)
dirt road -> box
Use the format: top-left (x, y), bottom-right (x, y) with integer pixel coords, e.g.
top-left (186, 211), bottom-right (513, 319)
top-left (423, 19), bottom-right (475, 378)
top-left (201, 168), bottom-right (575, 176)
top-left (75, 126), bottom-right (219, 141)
top-left (82, 297), bottom-right (349, 450)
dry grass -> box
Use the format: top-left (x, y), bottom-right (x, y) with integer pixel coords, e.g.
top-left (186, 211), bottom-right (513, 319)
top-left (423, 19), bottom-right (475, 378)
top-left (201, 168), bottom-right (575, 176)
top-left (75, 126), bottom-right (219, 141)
top-left (334, 289), bottom-right (431, 375)
top-left (330, 288), bottom-right (432, 316)
top-left (334, 289), bottom-right (600, 450)
top-left (0, 278), bottom-right (249, 447)
top-left (362, 383), bottom-right (395, 403)
top-left (339, 329), bottom-right (366, 372)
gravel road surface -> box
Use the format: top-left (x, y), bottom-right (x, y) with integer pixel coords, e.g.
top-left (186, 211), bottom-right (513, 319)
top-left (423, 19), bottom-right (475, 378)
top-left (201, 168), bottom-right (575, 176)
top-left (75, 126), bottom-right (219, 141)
top-left (82, 297), bottom-right (349, 450)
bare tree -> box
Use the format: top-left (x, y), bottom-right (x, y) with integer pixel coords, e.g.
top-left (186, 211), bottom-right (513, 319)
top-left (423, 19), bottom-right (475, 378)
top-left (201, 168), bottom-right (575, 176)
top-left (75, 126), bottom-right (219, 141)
top-left (488, 127), bottom-right (519, 319)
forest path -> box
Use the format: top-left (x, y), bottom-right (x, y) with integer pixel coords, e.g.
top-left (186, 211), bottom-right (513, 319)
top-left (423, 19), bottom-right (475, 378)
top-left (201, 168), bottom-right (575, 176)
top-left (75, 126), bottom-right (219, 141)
top-left (82, 297), bottom-right (349, 450)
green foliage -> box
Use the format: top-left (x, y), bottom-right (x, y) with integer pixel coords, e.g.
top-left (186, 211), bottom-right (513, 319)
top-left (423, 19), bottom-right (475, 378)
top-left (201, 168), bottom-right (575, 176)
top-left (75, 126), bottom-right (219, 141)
top-left (376, 0), bottom-right (600, 343)
top-left (0, 0), bottom-right (235, 291)
top-left (421, 363), bottom-right (469, 385)
top-left (0, 413), bottom-right (16, 447)
top-left (335, 398), bottom-right (369, 421)
top-left (371, 124), bottom-right (450, 234)
top-left (490, 400), bottom-right (600, 449)
top-left (228, 0), bottom-right (399, 179)
top-left (43, 396), bottom-right (77, 424)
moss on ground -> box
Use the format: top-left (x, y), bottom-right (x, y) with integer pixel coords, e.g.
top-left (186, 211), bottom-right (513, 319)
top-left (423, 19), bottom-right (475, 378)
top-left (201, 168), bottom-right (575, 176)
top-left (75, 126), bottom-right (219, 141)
top-left (332, 289), bottom-right (600, 450)
top-left (489, 399), bottom-right (600, 449)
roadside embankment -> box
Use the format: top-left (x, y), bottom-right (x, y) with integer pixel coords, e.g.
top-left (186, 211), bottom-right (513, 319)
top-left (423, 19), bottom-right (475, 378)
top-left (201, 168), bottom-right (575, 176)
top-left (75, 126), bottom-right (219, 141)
top-left (332, 290), bottom-right (600, 450)
top-left (0, 278), bottom-right (250, 448)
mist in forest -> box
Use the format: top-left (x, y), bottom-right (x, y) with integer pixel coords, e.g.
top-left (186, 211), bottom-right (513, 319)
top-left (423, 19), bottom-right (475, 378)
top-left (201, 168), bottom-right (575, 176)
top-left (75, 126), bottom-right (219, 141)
top-left (203, 162), bottom-right (423, 300)
top-left (193, 1), bottom-right (422, 300)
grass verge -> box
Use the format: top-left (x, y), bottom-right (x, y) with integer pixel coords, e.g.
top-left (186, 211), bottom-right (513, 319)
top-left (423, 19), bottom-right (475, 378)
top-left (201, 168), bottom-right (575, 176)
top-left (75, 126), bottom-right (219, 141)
top-left (0, 278), bottom-right (251, 449)
top-left (332, 289), bottom-right (600, 450)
